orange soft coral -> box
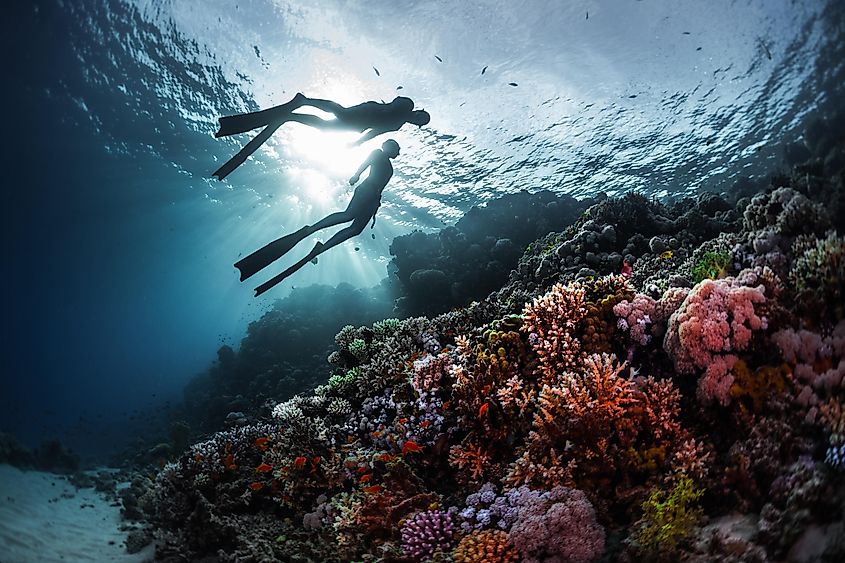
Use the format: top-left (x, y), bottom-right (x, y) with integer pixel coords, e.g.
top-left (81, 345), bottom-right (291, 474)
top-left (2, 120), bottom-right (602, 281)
top-left (453, 529), bottom-right (519, 563)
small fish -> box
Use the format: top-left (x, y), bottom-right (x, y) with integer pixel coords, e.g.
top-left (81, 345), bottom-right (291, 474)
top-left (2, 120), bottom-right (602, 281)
top-left (255, 437), bottom-right (270, 449)
top-left (357, 466), bottom-right (370, 474)
top-left (398, 418), bottom-right (409, 424)
top-left (396, 85), bottom-right (403, 90)
top-left (249, 482), bottom-right (263, 491)
top-left (508, 82), bottom-right (518, 87)
top-left (293, 456), bottom-right (307, 470)
top-left (378, 453), bottom-right (395, 462)
top-left (442, 401), bottom-right (450, 410)
top-left (682, 31), bottom-right (691, 35)
top-left (479, 403), bottom-right (489, 417)
top-left (419, 420), bottom-right (431, 428)
top-left (373, 66), bottom-right (380, 76)
top-left (696, 47), bottom-right (702, 51)
top-left (363, 485), bottom-right (383, 494)
top-left (586, 11), bottom-right (588, 19)
top-left (359, 474), bottom-right (373, 483)
top-left (660, 250), bottom-right (674, 260)
top-left (402, 440), bottom-right (423, 455)
top-left (481, 65), bottom-right (488, 75)
top-left (434, 55), bottom-right (442, 62)
top-left (371, 233), bottom-right (375, 239)
top-left (256, 463), bottom-right (273, 472)
top-left (194, 454), bottom-right (205, 462)
top-left (312, 456), bottom-right (321, 465)
top-left (224, 454), bottom-right (236, 469)
top-left (628, 94), bottom-right (637, 99)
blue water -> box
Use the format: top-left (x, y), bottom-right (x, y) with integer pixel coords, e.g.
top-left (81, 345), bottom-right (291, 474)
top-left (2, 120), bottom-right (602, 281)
top-left (3, 0), bottom-right (843, 457)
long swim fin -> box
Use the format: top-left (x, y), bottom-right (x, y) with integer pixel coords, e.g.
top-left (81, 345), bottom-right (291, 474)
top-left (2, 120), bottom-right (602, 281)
top-left (213, 121), bottom-right (284, 181)
top-left (234, 226), bottom-right (311, 282)
top-left (254, 242), bottom-right (324, 296)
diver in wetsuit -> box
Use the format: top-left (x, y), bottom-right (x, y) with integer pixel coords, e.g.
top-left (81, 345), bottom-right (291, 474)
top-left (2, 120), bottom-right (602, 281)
top-left (212, 94), bottom-right (428, 180)
top-left (236, 139), bottom-right (401, 296)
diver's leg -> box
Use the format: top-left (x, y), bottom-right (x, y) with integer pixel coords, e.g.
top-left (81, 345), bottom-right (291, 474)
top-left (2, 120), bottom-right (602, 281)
top-left (307, 211), bottom-right (355, 233)
top-left (285, 113), bottom-right (349, 131)
top-left (298, 97), bottom-right (347, 115)
top-left (235, 210), bottom-right (354, 281)
top-left (253, 219), bottom-right (367, 296)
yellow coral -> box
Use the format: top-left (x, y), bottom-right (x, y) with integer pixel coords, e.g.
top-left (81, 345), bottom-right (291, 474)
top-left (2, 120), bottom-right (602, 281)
top-left (729, 361), bottom-right (790, 413)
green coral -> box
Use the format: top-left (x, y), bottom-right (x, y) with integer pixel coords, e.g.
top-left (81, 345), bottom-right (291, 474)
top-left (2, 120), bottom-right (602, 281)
top-left (348, 339), bottom-right (369, 362)
top-left (633, 476), bottom-right (704, 553)
top-left (373, 318), bottom-right (401, 338)
top-left (328, 368), bottom-right (360, 394)
top-left (691, 251), bottom-right (731, 283)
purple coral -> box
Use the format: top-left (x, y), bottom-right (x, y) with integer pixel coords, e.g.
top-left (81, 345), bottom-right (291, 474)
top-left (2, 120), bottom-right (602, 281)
top-left (401, 509), bottom-right (456, 559)
top-left (508, 486), bottom-right (605, 563)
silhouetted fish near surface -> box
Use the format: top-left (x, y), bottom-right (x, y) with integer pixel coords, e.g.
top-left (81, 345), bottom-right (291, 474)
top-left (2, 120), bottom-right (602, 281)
top-left (682, 31), bottom-right (691, 35)
top-left (371, 234), bottom-right (375, 239)
top-left (373, 66), bottom-right (380, 76)
top-left (396, 85), bottom-right (403, 90)
top-left (628, 94), bottom-right (637, 98)
top-left (586, 11), bottom-right (589, 19)
top-left (508, 82), bottom-right (518, 87)
top-left (434, 55), bottom-right (442, 62)
top-left (481, 65), bottom-right (488, 75)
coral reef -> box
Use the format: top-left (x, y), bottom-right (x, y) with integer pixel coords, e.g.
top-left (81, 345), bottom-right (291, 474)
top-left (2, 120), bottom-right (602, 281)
top-left (137, 130), bottom-right (845, 562)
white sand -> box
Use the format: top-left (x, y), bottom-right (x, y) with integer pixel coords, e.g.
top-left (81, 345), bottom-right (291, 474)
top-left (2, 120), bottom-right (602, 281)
top-left (0, 464), bottom-right (155, 563)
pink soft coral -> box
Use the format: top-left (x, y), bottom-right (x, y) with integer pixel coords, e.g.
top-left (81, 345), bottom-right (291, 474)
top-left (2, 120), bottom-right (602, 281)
top-left (663, 272), bottom-right (768, 405)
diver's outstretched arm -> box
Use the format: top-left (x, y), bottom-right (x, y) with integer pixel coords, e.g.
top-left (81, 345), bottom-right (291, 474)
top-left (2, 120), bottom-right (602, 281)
top-left (349, 150), bottom-right (378, 184)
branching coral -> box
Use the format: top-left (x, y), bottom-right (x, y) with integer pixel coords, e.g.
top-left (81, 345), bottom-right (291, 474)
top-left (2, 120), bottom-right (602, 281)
top-left (522, 281), bottom-right (587, 378)
top-left (631, 475), bottom-right (704, 554)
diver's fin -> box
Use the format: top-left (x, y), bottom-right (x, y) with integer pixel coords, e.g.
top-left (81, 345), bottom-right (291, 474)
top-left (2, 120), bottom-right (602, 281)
top-left (215, 95), bottom-right (307, 138)
top-left (215, 106), bottom-right (286, 138)
top-left (213, 121), bottom-right (283, 181)
top-left (234, 226), bottom-right (311, 282)
top-left (254, 242), bottom-right (324, 296)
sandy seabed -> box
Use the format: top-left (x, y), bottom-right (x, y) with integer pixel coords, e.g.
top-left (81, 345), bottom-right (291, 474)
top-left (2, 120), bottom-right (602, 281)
top-left (0, 464), bottom-right (154, 563)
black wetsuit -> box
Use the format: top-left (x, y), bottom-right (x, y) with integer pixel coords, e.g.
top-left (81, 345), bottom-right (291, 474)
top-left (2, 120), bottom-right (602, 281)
top-left (347, 150), bottom-right (394, 224)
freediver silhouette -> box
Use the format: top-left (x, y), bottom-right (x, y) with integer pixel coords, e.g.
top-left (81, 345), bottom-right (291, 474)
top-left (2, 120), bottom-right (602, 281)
top-left (236, 139), bottom-right (401, 296)
top-left (212, 93), bottom-right (429, 180)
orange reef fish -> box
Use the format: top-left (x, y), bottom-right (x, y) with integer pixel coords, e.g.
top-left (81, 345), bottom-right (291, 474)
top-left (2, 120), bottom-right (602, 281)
top-left (378, 453), bottom-right (395, 463)
top-left (359, 474), bottom-right (373, 483)
top-left (255, 437), bottom-right (270, 450)
top-left (256, 463), bottom-right (272, 472)
top-left (419, 420), bottom-right (431, 428)
top-left (224, 454), bottom-right (237, 470)
top-left (293, 456), bottom-right (307, 470)
top-left (402, 440), bottom-right (423, 455)
top-left (363, 485), bottom-right (383, 494)
top-left (249, 482), bottom-right (263, 491)
top-left (479, 403), bottom-right (489, 417)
